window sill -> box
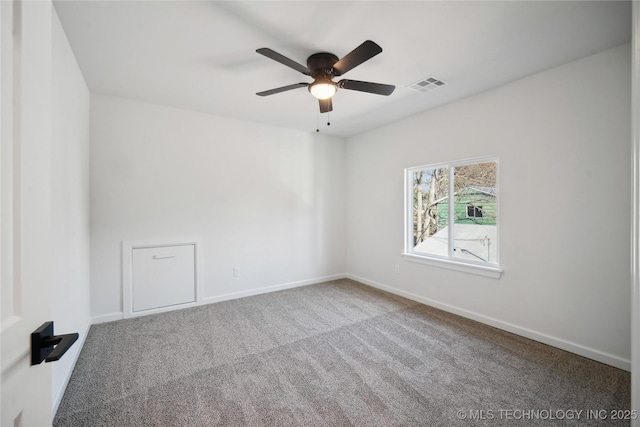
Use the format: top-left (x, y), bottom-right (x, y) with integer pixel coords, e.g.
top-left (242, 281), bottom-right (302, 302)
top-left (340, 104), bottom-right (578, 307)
top-left (401, 253), bottom-right (503, 279)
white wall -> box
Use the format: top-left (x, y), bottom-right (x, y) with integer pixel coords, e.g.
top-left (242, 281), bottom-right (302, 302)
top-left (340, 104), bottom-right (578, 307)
top-left (346, 44), bottom-right (632, 369)
top-left (51, 8), bottom-right (91, 413)
top-left (90, 95), bottom-right (346, 319)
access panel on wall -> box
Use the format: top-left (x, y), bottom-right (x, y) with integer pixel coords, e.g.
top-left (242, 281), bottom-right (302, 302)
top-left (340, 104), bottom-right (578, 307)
top-left (131, 244), bottom-right (196, 313)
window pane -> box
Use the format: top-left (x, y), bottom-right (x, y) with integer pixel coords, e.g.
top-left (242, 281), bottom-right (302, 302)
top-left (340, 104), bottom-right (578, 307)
top-left (452, 162), bottom-right (497, 264)
top-left (412, 167), bottom-right (449, 257)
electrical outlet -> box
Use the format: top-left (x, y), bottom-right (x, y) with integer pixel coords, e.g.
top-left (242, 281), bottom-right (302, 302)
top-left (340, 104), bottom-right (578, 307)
top-left (233, 267), bottom-right (239, 277)
top-left (394, 265), bottom-right (400, 275)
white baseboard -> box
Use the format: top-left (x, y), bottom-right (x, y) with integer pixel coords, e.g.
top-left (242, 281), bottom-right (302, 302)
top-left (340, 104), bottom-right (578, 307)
top-left (202, 273), bottom-right (347, 305)
top-left (347, 273), bottom-right (631, 372)
top-left (52, 320), bottom-right (92, 416)
top-left (91, 312), bottom-right (124, 324)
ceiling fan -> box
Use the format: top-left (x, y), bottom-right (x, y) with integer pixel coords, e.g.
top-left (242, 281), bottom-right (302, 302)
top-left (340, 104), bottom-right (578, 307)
top-left (255, 40), bottom-right (395, 113)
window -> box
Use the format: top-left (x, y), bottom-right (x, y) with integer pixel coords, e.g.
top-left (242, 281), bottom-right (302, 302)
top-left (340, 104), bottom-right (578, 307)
top-left (466, 205), bottom-right (483, 218)
top-left (403, 157), bottom-right (501, 278)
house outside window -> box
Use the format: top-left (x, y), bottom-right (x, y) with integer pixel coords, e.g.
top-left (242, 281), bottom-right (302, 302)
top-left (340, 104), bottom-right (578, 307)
top-left (403, 157), bottom-right (501, 278)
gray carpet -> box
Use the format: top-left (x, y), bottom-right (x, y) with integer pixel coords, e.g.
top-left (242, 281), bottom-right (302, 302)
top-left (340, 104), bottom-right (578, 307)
top-left (54, 279), bottom-right (630, 426)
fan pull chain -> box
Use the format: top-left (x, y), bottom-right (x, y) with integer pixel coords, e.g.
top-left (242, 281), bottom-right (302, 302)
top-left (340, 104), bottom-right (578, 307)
top-left (315, 106), bottom-right (333, 132)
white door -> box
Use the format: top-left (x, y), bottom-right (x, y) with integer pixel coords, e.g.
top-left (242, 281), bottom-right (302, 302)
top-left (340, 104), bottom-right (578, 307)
top-left (1, 1), bottom-right (55, 425)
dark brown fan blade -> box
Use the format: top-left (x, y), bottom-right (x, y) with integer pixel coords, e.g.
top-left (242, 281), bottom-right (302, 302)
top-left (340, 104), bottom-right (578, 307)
top-left (256, 83), bottom-right (308, 97)
top-left (319, 98), bottom-right (333, 113)
top-left (332, 40), bottom-right (382, 76)
top-left (338, 79), bottom-right (395, 96)
top-left (256, 48), bottom-right (311, 75)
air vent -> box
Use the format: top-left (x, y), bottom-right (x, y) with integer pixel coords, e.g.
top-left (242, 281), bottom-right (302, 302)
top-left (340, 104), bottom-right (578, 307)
top-left (407, 76), bottom-right (447, 93)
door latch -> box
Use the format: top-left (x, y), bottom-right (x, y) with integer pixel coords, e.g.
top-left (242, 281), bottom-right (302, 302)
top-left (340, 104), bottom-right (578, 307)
top-left (31, 321), bottom-right (79, 365)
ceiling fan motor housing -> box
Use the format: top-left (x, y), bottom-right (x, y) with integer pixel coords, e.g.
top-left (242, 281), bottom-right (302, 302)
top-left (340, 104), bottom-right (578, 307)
top-left (306, 53), bottom-right (339, 78)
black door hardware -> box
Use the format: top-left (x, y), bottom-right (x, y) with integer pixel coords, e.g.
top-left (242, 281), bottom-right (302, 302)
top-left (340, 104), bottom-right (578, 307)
top-left (31, 321), bottom-right (79, 365)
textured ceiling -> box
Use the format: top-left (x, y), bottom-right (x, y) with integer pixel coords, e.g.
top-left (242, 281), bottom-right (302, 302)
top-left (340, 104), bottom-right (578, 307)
top-left (54, 1), bottom-right (631, 137)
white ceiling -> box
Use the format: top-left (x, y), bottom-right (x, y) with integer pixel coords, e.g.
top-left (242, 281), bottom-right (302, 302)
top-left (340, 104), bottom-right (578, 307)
top-left (53, 1), bottom-right (631, 138)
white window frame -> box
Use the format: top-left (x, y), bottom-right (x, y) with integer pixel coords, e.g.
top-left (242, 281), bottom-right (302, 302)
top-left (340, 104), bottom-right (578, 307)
top-left (402, 156), bottom-right (503, 279)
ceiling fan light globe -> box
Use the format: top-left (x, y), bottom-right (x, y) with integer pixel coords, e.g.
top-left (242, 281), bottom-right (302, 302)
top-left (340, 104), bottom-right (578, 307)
top-left (309, 82), bottom-right (337, 100)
